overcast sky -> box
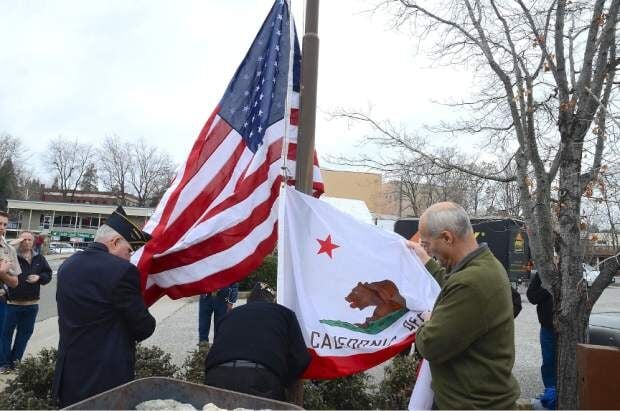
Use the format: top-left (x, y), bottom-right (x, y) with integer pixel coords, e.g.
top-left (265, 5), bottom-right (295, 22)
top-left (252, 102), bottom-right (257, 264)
top-left (0, 0), bottom-right (474, 180)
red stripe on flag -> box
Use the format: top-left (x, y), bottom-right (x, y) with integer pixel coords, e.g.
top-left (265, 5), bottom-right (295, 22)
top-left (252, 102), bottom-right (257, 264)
top-left (302, 334), bottom-right (416, 379)
top-left (143, 217), bottom-right (279, 306)
top-left (286, 179), bottom-right (325, 198)
top-left (149, 108), bottom-right (224, 239)
top-left (190, 138), bottom-right (283, 226)
top-left (147, 137), bottom-right (283, 274)
top-left (149, 179), bottom-right (281, 274)
top-left (287, 143), bottom-right (319, 166)
top-left (137, 108), bottom-right (226, 286)
top-left (185, 117), bottom-right (234, 181)
top-left (290, 108), bottom-right (299, 125)
top-left (149, 138), bottom-right (246, 254)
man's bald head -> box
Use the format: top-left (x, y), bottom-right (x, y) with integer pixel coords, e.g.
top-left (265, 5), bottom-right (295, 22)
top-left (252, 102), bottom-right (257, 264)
top-left (418, 202), bottom-right (477, 269)
top-left (420, 202), bottom-right (473, 239)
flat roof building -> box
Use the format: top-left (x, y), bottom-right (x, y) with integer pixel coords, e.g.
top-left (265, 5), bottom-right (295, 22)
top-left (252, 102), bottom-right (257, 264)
top-left (40, 190), bottom-right (141, 206)
top-left (5, 199), bottom-right (153, 244)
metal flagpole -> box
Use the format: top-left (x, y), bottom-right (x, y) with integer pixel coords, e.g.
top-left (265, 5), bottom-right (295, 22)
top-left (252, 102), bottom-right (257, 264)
top-left (289, 3), bottom-right (319, 405)
top-left (294, 0), bottom-right (319, 195)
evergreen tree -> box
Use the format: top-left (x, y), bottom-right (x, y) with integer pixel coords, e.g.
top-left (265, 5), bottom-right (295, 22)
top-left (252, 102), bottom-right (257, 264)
top-left (0, 159), bottom-right (19, 199)
top-left (80, 163), bottom-right (98, 192)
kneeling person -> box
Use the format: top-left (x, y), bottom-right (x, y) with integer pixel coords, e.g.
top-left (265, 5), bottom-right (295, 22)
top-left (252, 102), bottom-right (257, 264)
top-left (204, 283), bottom-right (310, 401)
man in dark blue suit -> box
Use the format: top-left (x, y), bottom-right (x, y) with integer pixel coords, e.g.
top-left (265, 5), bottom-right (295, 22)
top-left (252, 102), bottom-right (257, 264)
top-left (53, 206), bottom-right (156, 408)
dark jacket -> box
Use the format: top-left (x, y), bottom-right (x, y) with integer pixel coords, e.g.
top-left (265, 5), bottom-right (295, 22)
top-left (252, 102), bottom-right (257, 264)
top-left (527, 273), bottom-right (554, 329)
top-left (52, 242), bottom-right (156, 408)
top-left (8, 253), bottom-right (52, 301)
top-left (205, 301), bottom-right (310, 386)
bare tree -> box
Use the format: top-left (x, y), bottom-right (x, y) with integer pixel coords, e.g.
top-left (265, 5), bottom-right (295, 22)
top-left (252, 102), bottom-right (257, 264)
top-left (99, 136), bottom-right (132, 205)
top-left (0, 133), bottom-right (23, 167)
top-left (44, 137), bottom-right (95, 201)
top-left (129, 139), bottom-right (175, 207)
top-left (334, 0), bottom-right (619, 406)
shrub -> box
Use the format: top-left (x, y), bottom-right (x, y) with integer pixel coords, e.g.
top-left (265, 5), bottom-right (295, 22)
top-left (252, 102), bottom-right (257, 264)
top-left (0, 345), bottom-right (181, 410)
top-left (177, 344), bottom-right (210, 384)
top-left (303, 373), bottom-right (374, 410)
top-left (238, 254), bottom-right (277, 291)
top-left (373, 354), bottom-right (421, 410)
top-left (135, 345), bottom-right (179, 379)
top-left (0, 347), bottom-right (58, 409)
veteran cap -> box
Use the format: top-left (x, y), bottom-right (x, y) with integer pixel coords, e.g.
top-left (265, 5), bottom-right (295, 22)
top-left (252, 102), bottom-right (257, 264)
top-left (106, 206), bottom-right (152, 251)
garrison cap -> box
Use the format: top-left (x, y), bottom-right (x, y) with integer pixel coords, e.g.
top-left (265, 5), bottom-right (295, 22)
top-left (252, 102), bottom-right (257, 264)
top-left (106, 206), bottom-right (151, 251)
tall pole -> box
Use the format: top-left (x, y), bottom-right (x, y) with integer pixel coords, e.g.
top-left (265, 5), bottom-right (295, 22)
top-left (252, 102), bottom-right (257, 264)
top-left (290, 3), bottom-right (319, 406)
top-left (295, 0), bottom-right (320, 195)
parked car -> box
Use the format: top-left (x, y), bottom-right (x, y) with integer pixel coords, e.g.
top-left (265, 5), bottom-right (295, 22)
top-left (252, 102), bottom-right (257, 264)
top-left (49, 242), bottom-right (83, 254)
top-left (583, 263), bottom-right (616, 287)
top-left (588, 312), bottom-right (620, 347)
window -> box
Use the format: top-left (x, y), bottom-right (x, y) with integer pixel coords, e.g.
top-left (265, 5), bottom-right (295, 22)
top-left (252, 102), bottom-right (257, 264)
top-left (53, 215), bottom-right (77, 228)
top-left (80, 216), bottom-right (100, 229)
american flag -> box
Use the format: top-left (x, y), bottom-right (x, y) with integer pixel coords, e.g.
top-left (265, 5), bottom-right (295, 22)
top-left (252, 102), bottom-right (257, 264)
top-left (133, 0), bottom-right (323, 306)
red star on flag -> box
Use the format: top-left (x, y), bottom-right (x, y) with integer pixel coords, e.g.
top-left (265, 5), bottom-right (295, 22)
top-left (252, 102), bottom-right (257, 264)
top-left (317, 234), bottom-right (340, 258)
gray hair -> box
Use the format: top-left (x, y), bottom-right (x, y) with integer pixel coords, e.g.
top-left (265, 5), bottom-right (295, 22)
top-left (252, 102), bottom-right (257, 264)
top-left (19, 231), bottom-right (34, 239)
top-left (94, 224), bottom-right (122, 243)
top-left (422, 202), bottom-right (473, 238)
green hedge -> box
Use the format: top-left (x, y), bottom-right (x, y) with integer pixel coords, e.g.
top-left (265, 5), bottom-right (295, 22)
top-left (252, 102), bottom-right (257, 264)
top-left (0, 345), bottom-right (180, 410)
top-left (373, 353), bottom-right (421, 409)
top-left (304, 373), bottom-right (375, 410)
top-left (238, 254), bottom-right (277, 291)
top-left (0, 343), bottom-right (420, 410)
top-left (0, 347), bottom-right (57, 409)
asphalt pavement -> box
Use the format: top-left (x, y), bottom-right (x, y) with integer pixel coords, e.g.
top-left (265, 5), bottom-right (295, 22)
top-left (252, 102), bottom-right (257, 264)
top-left (37, 255), bottom-right (64, 321)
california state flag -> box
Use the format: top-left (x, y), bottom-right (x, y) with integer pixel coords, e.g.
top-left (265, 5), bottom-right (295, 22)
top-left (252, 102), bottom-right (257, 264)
top-left (277, 186), bottom-right (440, 409)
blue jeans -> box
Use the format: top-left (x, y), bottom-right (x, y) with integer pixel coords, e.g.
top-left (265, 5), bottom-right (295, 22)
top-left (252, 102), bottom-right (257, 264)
top-left (198, 294), bottom-right (227, 343)
top-left (540, 326), bottom-right (556, 388)
top-left (0, 300), bottom-right (6, 339)
top-left (1, 304), bottom-right (39, 367)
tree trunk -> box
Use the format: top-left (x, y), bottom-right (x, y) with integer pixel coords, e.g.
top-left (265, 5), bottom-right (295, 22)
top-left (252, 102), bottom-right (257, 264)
top-left (556, 297), bottom-right (589, 409)
top-left (556, 128), bottom-right (586, 409)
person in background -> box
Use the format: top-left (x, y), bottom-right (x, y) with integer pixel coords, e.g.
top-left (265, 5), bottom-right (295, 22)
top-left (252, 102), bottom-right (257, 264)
top-left (511, 285), bottom-right (522, 318)
top-left (0, 231), bottom-right (52, 373)
top-left (33, 234), bottom-right (44, 255)
top-left (52, 206), bottom-right (156, 408)
top-left (204, 282), bottom-right (310, 401)
top-left (198, 283), bottom-right (238, 345)
top-left (527, 272), bottom-right (556, 410)
top-left (0, 212), bottom-right (21, 338)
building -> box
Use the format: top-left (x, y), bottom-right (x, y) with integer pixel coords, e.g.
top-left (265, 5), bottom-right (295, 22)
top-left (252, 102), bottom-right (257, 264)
top-left (321, 169), bottom-right (383, 214)
top-left (5, 199), bottom-right (153, 245)
top-left (41, 189), bottom-right (140, 206)
top-left (321, 196), bottom-right (373, 225)
top-left (582, 232), bottom-right (619, 264)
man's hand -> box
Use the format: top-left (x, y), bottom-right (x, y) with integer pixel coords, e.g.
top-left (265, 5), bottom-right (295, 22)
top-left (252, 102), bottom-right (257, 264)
top-left (0, 258), bottom-right (10, 275)
top-left (406, 241), bottom-right (431, 264)
top-left (421, 310), bottom-right (432, 321)
top-left (26, 274), bottom-right (40, 284)
top-left (0, 260), bottom-right (18, 288)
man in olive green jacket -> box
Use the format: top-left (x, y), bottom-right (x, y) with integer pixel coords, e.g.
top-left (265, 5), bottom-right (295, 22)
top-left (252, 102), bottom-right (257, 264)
top-left (410, 202), bottom-right (520, 409)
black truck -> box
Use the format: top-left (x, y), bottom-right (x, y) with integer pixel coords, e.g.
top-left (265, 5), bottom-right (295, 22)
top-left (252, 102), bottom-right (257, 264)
top-left (394, 217), bottom-right (532, 285)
